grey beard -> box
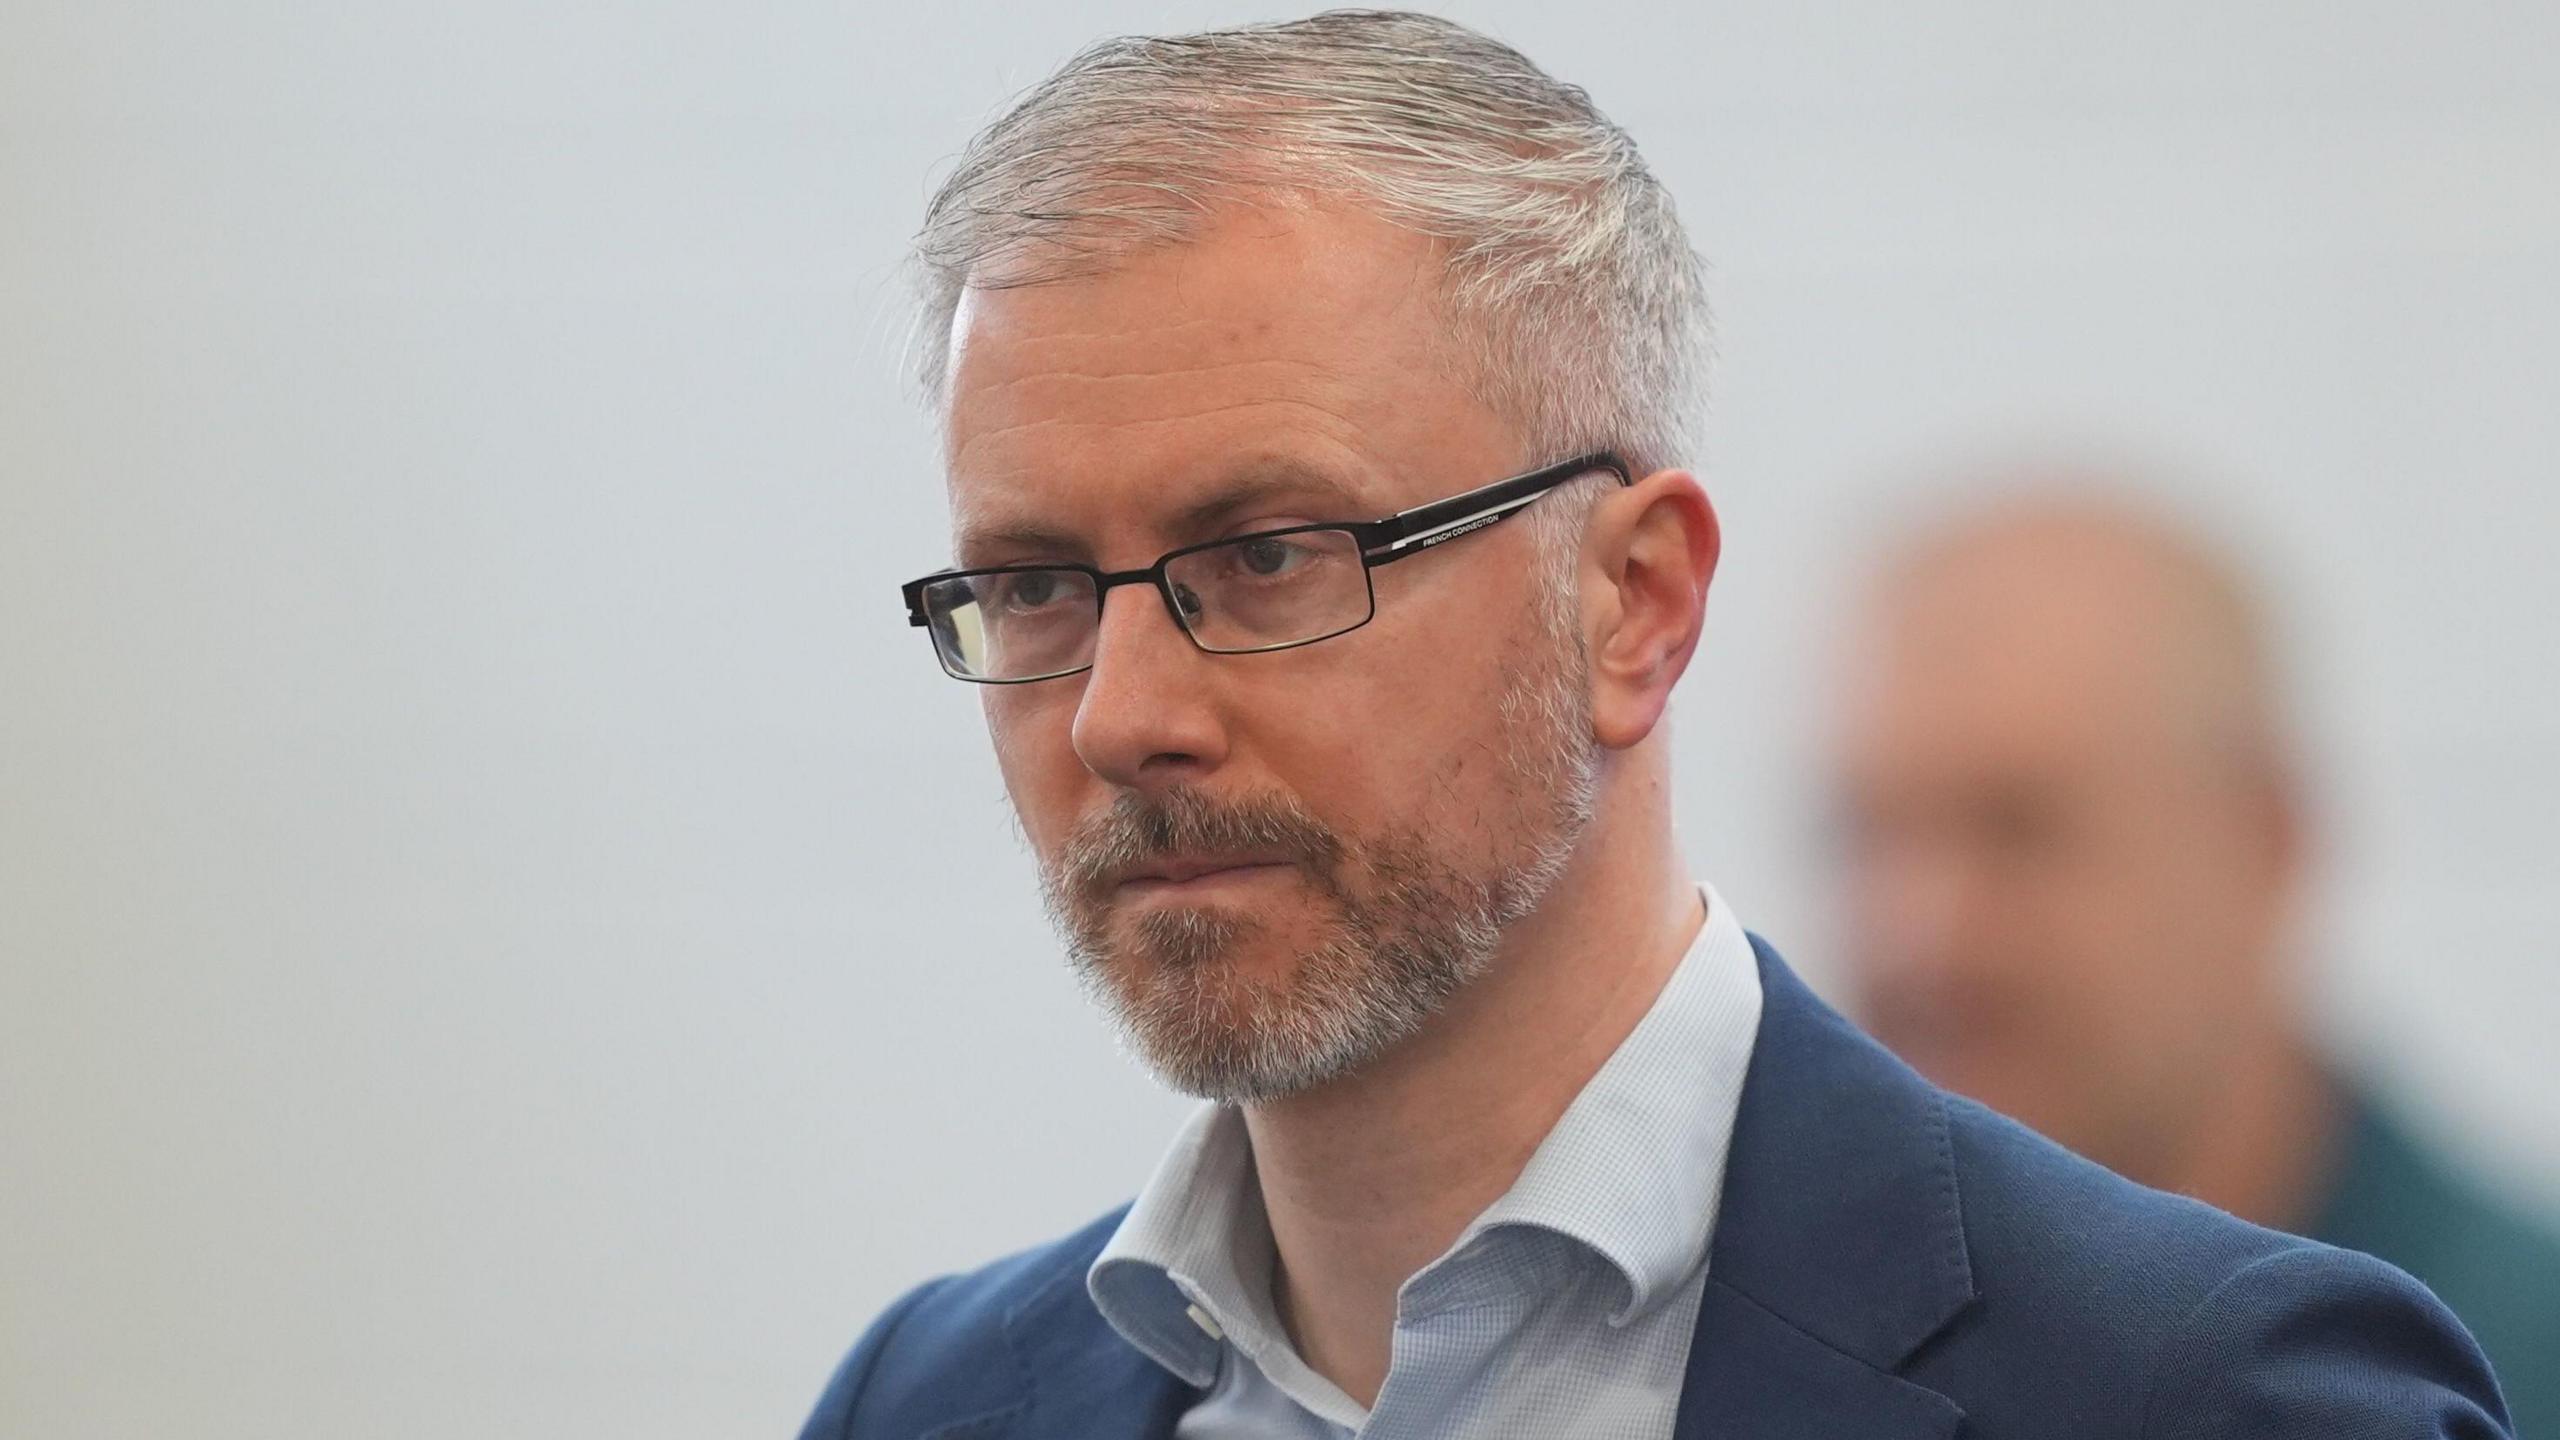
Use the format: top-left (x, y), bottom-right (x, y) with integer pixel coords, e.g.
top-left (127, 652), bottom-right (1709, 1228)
top-left (1053, 824), bottom-right (1507, 1103)
top-left (1037, 616), bottom-right (1599, 1104)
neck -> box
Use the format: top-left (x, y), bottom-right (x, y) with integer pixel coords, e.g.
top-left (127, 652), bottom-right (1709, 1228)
top-left (1240, 779), bottom-right (1702, 1408)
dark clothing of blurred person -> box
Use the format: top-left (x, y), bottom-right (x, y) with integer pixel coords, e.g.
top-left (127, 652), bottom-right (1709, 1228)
top-left (1833, 489), bottom-right (2560, 1433)
top-left (2314, 1089), bottom-right (2560, 1431)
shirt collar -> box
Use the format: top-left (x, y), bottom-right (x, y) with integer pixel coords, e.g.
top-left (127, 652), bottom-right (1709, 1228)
top-left (1087, 883), bottom-right (1764, 1380)
top-left (1458, 882), bottom-right (1762, 1325)
top-left (1088, 1102), bottom-right (1270, 1388)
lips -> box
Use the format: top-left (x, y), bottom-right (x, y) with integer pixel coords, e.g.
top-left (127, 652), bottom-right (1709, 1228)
top-left (1114, 854), bottom-right (1294, 889)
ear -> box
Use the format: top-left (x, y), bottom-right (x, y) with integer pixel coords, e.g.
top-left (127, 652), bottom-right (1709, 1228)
top-left (1585, 469), bottom-right (1720, 749)
top-left (2238, 752), bottom-right (2311, 918)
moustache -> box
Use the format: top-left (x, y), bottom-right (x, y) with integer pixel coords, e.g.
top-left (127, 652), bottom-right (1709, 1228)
top-left (1053, 787), bottom-right (1344, 905)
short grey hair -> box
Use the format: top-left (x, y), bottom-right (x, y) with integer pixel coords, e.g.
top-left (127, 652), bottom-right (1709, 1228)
top-left (910, 9), bottom-right (1712, 478)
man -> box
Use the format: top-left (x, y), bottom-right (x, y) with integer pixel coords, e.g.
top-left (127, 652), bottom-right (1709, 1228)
top-left (805, 13), bottom-right (2508, 1437)
top-left (1831, 486), bottom-right (2560, 1433)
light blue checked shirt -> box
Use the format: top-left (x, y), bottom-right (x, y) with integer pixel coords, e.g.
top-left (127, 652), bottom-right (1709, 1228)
top-left (1087, 885), bottom-right (1764, 1439)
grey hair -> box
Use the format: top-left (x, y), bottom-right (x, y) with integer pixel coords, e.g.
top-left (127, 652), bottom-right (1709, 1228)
top-left (910, 9), bottom-right (1712, 478)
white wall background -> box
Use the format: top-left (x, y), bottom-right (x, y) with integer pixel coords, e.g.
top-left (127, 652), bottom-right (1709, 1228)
top-left (3, 2), bottom-right (2554, 1435)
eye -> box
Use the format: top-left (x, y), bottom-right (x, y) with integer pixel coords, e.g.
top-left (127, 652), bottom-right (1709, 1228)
top-left (1237, 536), bottom-right (1307, 577)
top-left (994, 570), bottom-right (1068, 611)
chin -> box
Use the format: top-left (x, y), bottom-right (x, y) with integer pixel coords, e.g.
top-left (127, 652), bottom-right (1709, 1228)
top-left (1121, 886), bottom-right (1351, 972)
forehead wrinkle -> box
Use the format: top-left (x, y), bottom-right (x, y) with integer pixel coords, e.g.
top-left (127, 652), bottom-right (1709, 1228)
top-left (951, 351), bottom-right (1375, 452)
top-left (950, 451), bottom-right (1382, 566)
top-left (962, 350), bottom-right (1339, 395)
top-left (949, 383), bottom-right (1383, 524)
top-left (956, 395), bottom-right (1369, 454)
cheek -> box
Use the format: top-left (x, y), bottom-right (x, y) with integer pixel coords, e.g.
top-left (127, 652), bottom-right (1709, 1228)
top-left (1397, 687), bottom-right (1560, 864)
top-left (983, 688), bottom-right (1083, 837)
top-left (1377, 576), bottom-right (1550, 759)
top-left (1262, 673), bottom-right (1397, 812)
top-left (1243, 651), bottom-right (1469, 839)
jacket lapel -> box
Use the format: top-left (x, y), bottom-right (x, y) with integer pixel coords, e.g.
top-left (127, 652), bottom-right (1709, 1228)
top-left (1672, 936), bottom-right (1978, 1439)
top-left (1676, 1282), bottom-right (1964, 1439)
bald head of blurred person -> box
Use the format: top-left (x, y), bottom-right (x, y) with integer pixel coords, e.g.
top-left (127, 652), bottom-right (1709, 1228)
top-left (1830, 490), bottom-right (2332, 1228)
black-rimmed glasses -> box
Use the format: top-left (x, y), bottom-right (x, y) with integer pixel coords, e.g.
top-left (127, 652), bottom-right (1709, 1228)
top-left (901, 453), bottom-right (1632, 684)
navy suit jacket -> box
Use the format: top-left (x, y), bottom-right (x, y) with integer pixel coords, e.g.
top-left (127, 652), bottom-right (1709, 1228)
top-left (804, 938), bottom-right (2512, 1438)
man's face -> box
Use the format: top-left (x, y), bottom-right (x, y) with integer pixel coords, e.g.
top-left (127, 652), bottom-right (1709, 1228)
top-left (1829, 539), bottom-right (2290, 1180)
top-left (941, 202), bottom-right (1599, 1103)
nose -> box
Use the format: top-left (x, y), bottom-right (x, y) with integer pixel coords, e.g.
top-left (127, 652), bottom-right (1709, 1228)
top-left (1069, 579), bottom-right (1230, 791)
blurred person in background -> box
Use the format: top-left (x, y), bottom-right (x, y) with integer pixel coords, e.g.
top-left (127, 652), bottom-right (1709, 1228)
top-left (1831, 484), bottom-right (2560, 1431)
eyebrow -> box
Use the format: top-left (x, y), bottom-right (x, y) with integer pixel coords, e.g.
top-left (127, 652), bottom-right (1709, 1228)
top-left (954, 458), bottom-right (1377, 567)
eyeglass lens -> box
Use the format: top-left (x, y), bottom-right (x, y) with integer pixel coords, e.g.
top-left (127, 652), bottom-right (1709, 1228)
top-left (921, 528), bottom-right (1375, 681)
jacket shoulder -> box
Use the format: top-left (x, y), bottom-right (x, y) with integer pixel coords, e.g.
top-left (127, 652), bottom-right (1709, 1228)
top-left (797, 1206), bottom-right (1130, 1440)
top-left (1943, 1091), bottom-right (2300, 1321)
top-left (2140, 1241), bottom-right (2513, 1439)
top-left (1921, 1096), bottom-right (2508, 1436)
